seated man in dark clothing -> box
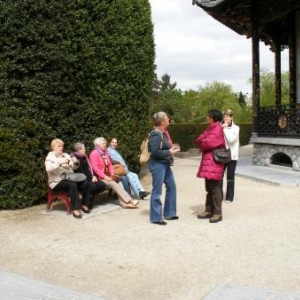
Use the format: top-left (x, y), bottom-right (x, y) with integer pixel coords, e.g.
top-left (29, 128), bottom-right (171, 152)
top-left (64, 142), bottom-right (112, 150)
top-left (71, 142), bottom-right (106, 209)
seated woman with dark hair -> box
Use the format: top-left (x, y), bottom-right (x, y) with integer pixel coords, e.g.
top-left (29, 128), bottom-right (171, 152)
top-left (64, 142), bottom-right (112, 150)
top-left (71, 142), bottom-right (106, 210)
top-left (45, 139), bottom-right (92, 219)
top-left (108, 137), bottom-right (150, 199)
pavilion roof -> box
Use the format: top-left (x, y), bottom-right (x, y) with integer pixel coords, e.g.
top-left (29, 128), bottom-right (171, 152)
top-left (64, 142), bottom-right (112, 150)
top-left (193, 0), bottom-right (300, 51)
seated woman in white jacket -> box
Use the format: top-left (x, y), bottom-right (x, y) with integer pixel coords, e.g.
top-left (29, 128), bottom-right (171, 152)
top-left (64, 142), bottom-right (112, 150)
top-left (45, 138), bottom-right (92, 218)
top-left (108, 138), bottom-right (150, 199)
top-left (222, 109), bottom-right (240, 202)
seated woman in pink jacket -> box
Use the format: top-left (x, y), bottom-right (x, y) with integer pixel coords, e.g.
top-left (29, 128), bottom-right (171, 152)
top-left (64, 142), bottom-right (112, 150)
top-left (89, 137), bottom-right (139, 209)
top-left (196, 109), bottom-right (226, 223)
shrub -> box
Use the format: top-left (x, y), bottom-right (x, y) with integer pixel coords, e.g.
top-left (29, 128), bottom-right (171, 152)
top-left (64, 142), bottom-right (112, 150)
top-left (0, 0), bottom-right (154, 208)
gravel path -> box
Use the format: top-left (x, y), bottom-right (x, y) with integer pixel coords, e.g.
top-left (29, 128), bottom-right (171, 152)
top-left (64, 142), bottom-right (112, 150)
top-left (0, 147), bottom-right (300, 299)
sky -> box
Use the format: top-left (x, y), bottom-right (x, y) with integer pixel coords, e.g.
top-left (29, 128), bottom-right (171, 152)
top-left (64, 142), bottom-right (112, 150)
top-left (149, 0), bottom-right (289, 95)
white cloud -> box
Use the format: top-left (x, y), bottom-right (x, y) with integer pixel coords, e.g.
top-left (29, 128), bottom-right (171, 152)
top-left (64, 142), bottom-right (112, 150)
top-left (149, 0), bottom-right (289, 94)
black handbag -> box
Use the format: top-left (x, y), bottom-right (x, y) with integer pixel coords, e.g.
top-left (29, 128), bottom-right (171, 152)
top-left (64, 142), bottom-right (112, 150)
top-left (213, 148), bottom-right (231, 164)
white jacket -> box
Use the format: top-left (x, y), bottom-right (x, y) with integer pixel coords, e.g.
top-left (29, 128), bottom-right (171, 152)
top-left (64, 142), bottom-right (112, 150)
top-left (45, 151), bottom-right (77, 189)
top-left (223, 122), bottom-right (240, 160)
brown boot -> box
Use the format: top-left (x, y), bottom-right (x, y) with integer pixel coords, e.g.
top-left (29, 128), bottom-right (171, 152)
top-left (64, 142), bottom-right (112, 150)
top-left (209, 214), bottom-right (222, 223)
top-left (197, 211), bottom-right (212, 219)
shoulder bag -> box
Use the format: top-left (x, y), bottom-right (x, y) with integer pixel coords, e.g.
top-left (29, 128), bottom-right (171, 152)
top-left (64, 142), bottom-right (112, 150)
top-left (61, 172), bottom-right (87, 182)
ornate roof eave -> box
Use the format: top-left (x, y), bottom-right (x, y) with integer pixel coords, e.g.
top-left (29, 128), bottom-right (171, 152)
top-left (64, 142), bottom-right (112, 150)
top-left (193, 0), bottom-right (300, 51)
top-left (192, 0), bottom-right (252, 36)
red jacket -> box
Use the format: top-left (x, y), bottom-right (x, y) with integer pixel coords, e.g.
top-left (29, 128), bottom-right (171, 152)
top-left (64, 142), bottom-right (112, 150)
top-left (196, 122), bottom-right (225, 180)
top-left (89, 149), bottom-right (114, 180)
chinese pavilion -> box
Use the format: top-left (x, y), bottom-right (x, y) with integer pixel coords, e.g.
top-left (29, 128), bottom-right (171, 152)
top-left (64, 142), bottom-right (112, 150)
top-left (193, 0), bottom-right (300, 170)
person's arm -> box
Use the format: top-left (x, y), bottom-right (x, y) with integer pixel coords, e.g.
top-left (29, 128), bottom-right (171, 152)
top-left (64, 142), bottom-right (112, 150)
top-left (89, 151), bottom-right (106, 179)
top-left (224, 126), bottom-right (239, 144)
top-left (108, 148), bottom-right (127, 168)
top-left (149, 131), bottom-right (171, 159)
top-left (45, 153), bottom-right (60, 172)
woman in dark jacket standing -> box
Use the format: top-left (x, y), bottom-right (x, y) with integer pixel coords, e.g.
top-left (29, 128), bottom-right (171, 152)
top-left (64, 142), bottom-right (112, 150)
top-left (196, 110), bottom-right (226, 223)
top-left (148, 111), bottom-right (180, 225)
top-left (71, 142), bottom-right (106, 210)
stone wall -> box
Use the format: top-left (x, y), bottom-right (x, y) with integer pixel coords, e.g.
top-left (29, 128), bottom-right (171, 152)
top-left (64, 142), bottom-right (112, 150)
top-left (253, 142), bottom-right (300, 171)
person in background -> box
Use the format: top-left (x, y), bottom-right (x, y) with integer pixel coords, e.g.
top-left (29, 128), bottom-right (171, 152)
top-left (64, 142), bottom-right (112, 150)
top-left (108, 137), bottom-right (150, 199)
top-left (196, 109), bottom-right (226, 223)
top-left (89, 137), bottom-right (139, 209)
top-left (45, 139), bottom-right (89, 219)
top-left (148, 112), bottom-right (180, 225)
top-left (71, 142), bottom-right (106, 210)
top-left (222, 109), bottom-right (240, 202)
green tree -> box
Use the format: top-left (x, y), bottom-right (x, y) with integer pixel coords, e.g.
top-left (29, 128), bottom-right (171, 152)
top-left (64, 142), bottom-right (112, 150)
top-left (0, 0), bottom-right (154, 208)
top-left (150, 73), bottom-right (189, 122)
top-left (249, 69), bottom-right (289, 106)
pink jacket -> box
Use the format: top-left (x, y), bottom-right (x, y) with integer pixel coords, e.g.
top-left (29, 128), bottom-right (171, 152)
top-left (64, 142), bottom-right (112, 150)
top-left (196, 122), bottom-right (225, 181)
top-left (89, 149), bottom-right (114, 180)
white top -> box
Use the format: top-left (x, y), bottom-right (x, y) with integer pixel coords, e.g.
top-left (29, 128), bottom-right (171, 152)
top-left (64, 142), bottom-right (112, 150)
top-left (223, 121), bottom-right (240, 160)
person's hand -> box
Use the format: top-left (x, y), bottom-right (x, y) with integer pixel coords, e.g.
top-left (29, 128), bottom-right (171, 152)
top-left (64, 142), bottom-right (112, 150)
top-left (111, 174), bottom-right (120, 182)
top-left (92, 176), bottom-right (98, 183)
top-left (104, 175), bottom-right (112, 182)
top-left (222, 121), bottom-right (229, 128)
top-left (71, 157), bottom-right (79, 164)
top-left (58, 157), bottom-right (69, 165)
top-left (170, 146), bottom-right (180, 156)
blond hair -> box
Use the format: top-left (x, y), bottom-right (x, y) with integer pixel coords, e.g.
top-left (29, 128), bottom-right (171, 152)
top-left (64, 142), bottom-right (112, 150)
top-left (222, 109), bottom-right (233, 117)
top-left (50, 138), bottom-right (64, 150)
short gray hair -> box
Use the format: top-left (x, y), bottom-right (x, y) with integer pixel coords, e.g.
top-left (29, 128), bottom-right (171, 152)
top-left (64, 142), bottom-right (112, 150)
top-left (152, 111), bottom-right (168, 126)
top-left (74, 142), bottom-right (84, 151)
top-left (93, 137), bottom-right (107, 147)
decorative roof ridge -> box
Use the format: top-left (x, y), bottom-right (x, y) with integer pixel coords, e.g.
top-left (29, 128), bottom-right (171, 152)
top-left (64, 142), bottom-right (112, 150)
top-left (192, 0), bottom-right (238, 9)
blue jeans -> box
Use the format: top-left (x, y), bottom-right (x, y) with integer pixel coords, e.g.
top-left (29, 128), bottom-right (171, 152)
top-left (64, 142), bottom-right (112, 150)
top-left (126, 171), bottom-right (144, 197)
top-left (148, 160), bottom-right (177, 222)
top-left (120, 176), bottom-right (131, 195)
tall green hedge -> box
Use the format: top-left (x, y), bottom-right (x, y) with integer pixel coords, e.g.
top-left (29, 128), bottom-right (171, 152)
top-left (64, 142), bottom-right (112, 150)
top-left (168, 123), bottom-right (253, 152)
top-left (0, 0), bottom-right (154, 208)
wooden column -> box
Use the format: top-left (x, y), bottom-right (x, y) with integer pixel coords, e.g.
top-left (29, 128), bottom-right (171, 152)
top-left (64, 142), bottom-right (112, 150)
top-left (296, 11), bottom-right (300, 103)
top-left (274, 44), bottom-right (281, 106)
top-left (289, 12), bottom-right (296, 105)
top-left (252, 0), bottom-right (260, 133)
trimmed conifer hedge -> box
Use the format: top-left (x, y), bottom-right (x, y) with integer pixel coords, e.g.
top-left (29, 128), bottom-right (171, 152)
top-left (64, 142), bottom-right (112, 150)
top-left (0, 0), bottom-right (154, 208)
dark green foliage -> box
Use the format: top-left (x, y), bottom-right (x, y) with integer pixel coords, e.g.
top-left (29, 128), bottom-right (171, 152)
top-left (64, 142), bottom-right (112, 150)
top-left (168, 122), bottom-right (252, 152)
top-left (0, 0), bottom-right (154, 208)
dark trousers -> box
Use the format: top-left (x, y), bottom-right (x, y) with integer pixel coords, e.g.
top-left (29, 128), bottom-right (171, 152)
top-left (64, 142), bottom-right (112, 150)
top-left (223, 160), bottom-right (237, 201)
top-left (53, 180), bottom-right (81, 210)
top-left (94, 180), bottom-right (106, 194)
top-left (78, 180), bottom-right (97, 207)
top-left (205, 179), bottom-right (222, 215)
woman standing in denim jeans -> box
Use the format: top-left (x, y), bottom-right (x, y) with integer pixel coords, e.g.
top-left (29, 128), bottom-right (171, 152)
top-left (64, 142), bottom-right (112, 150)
top-left (148, 112), bottom-right (180, 225)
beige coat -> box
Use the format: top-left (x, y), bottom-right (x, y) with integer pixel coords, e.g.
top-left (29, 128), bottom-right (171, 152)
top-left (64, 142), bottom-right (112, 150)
top-left (45, 151), bottom-right (77, 189)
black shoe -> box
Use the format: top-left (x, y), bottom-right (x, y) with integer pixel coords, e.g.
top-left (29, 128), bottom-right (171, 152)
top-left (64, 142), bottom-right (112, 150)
top-left (139, 191), bottom-right (150, 199)
top-left (72, 211), bottom-right (82, 219)
top-left (164, 216), bottom-right (179, 220)
top-left (153, 221), bottom-right (167, 225)
top-left (225, 199), bottom-right (233, 203)
top-left (81, 206), bottom-right (91, 214)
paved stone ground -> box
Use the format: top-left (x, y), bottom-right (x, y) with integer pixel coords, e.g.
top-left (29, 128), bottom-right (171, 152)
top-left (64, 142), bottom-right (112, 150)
top-left (0, 268), bottom-right (104, 300)
top-left (1, 145), bottom-right (300, 300)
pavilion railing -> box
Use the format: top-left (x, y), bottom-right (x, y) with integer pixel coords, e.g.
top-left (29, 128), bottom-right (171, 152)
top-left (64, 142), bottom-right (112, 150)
top-left (257, 104), bottom-right (300, 138)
